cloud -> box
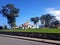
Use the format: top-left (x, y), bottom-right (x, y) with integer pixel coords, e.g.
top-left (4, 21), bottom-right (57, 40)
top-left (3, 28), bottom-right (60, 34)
top-left (45, 8), bottom-right (60, 21)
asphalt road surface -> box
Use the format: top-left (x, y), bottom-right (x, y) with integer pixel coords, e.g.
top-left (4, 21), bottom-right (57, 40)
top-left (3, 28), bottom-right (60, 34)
top-left (0, 36), bottom-right (54, 45)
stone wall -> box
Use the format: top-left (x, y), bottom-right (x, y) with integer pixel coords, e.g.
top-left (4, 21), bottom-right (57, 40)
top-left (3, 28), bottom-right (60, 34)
top-left (0, 32), bottom-right (60, 41)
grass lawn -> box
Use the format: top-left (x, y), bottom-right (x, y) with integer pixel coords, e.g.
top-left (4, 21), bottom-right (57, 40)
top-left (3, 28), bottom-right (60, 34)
top-left (0, 28), bottom-right (60, 33)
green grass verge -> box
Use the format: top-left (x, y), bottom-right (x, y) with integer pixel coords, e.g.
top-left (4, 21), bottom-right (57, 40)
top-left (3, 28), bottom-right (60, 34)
top-left (0, 28), bottom-right (60, 33)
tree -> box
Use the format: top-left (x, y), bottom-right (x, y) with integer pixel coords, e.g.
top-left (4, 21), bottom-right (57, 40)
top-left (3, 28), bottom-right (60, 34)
top-left (0, 26), bottom-right (3, 30)
top-left (4, 25), bottom-right (7, 30)
top-left (53, 20), bottom-right (60, 28)
top-left (49, 20), bottom-right (60, 28)
top-left (0, 4), bottom-right (19, 28)
top-left (40, 14), bottom-right (54, 27)
top-left (30, 17), bottom-right (39, 28)
top-left (54, 20), bottom-right (60, 25)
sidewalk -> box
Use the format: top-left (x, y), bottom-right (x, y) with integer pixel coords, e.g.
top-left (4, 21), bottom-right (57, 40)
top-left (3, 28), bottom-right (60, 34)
top-left (0, 34), bottom-right (60, 45)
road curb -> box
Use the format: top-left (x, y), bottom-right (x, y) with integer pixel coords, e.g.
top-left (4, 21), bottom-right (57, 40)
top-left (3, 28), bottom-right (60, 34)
top-left (0, 34), bottom-right (60, 45)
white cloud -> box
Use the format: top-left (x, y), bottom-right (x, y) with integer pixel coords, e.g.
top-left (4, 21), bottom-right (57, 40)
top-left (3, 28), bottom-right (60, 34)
top-left (45, 8), bottom-right (60, 21)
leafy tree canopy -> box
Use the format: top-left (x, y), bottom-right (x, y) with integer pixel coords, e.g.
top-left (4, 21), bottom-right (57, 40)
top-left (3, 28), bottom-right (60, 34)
top-left (0, 4), bottom-right (19, 28)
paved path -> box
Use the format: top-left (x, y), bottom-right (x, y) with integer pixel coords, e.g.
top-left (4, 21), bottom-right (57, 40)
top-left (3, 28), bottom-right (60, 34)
top-left (0, 34), bottom-right (60, 44)
top-left (0, 36), bottom-right (53, 45)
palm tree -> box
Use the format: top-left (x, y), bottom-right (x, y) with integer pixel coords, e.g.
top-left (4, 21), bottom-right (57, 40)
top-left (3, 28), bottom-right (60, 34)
top-left (30, 17), bottom-right (39, 28)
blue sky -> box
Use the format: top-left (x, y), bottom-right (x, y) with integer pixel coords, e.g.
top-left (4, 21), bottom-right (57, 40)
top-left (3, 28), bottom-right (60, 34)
top-left (0, 0), bottom-right (60, 27)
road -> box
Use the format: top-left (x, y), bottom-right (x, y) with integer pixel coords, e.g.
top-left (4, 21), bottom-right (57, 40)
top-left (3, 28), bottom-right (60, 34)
top-left (0, 36), bottom-right (53, 45)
